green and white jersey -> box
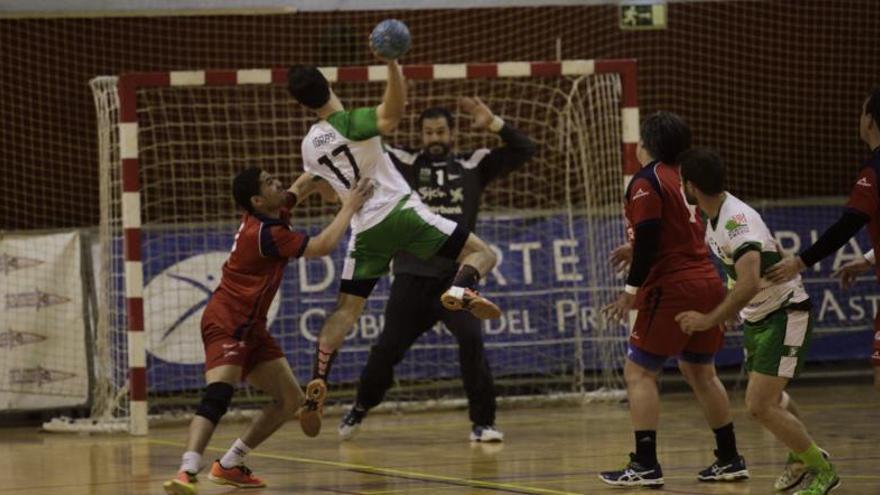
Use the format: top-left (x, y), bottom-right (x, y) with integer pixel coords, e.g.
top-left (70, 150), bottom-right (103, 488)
top-left (301, 107), bottom-right (412, 233)
top-left (705, 192), bottom-right (809, 322)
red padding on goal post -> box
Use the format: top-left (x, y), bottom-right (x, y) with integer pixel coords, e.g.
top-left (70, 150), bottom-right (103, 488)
top-left (337, 66), bottom-right (369, 81)
top-left (402, 65), bottom-right (434, 80)
top-left (623, 142), bottom-right (640, 176)
top-left (122, 159), bottom-right (140, 192)
top-left (467, 64), bottom-right (498, 79)
top-left (205, 70), bottom-right (237, 86)
top-left (118, 72), bottom-right (171, 122)
top-left (595, 59), bottom-right (637, 107)
top-left (127, 297), bottom-right (144, 332)
top-left (531, 62), bottom-right (562, 77)
top-left (124, 229), bottom-right (141, 262)
top-left (130, 367), bottom-right (147, 401)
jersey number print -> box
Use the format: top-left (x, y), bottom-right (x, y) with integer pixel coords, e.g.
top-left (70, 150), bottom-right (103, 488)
top-left (318, 144), bottom-right (360, 189)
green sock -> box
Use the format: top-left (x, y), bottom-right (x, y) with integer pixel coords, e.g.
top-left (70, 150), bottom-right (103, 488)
top-left (797, 444), bottom-right (830, 473)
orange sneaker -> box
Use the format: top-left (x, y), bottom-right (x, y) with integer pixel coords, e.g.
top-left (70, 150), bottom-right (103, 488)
top-left (208, 460), bottom-right (266, 488)
top-left (441, 286), bottom-right (502, 319)
top-left (300, 378), bottom-right (327, 437)
top-left (163, 471), bottom-right (198, 495)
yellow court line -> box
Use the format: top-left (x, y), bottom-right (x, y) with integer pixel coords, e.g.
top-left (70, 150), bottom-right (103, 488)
top-left (149, 439), bottom-right (582, 495)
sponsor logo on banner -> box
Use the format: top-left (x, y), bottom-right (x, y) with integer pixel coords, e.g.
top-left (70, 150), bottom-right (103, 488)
top-left (9, 366), bottom-right (76, 386)
top-left (144, 252), bottom-right (281, 365)
top-left (0, 329), bottom-right (46, 349)
top-left (5, 290), bottom-right (70, 310)
top-left (0, 253), bottom-right (44, 274)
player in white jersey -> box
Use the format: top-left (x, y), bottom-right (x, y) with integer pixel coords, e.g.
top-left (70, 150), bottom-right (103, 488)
top-left (286, 50), bottom-right (501, 437)
top-left (675, 148), bottom-right (839, 495)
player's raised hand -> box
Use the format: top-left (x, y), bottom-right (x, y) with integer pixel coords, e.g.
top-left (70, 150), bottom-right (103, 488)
top-left (609, 243), bottom-right (633, 275)
top-left (459, 97), bottom-right (495, 130)
top-left (343, 179), bottom-right (375, 212)
top-left (832, 256), bottom-right (872, 290)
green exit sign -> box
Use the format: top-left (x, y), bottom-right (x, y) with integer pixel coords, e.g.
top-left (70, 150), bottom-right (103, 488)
top-left (620, 3), bottom-right (668, 31)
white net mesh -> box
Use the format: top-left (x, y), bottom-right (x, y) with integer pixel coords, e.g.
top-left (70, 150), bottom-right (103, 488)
top-left (72, 68), bottom-right (629, 431)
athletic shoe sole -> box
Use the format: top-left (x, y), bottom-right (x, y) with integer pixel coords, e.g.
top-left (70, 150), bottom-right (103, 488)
top-left (597, 474), bottom-right (665, 488)
top-left (441, 292), bottom-right (502, 319)
top-left (300, 379), bottom-right (327, 438)
top-left (697, 469), bottom-right (750, 482)
top-left (162, 480), bottom-right (196, 495)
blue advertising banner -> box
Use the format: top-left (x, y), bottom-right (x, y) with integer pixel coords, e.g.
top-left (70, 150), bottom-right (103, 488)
top-left (138, 204), bottom-right (878, 392)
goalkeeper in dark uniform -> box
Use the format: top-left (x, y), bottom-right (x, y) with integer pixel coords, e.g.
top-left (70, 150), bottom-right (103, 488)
top-left (338, 96), bottom-right (537, 442)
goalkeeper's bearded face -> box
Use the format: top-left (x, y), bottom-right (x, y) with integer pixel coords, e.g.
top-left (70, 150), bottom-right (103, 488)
top-left (421, 117), bottom-right (452, 159)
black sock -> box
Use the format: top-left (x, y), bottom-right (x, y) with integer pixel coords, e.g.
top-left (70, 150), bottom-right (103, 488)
top-left (634, 430), bottom-right (658, 466)
top-left (713, 422), bottom-right (738, 462)
top-left (452, 264), bottom-right (480, 289)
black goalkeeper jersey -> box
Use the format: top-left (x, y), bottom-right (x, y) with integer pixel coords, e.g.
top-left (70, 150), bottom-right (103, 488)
top-left (386, 124), bottom-right (537, 278)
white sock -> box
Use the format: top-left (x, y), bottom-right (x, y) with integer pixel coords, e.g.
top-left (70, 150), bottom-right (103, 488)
top-left (220, 438), bottom-right (252, 468)
top-left (180, 451), bottom-right (201, 474)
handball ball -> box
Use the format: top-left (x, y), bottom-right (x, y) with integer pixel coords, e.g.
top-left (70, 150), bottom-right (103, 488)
top-left (370, 19), bottom-right (411, 60)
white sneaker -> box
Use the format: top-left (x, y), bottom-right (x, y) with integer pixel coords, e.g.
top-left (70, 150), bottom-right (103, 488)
top-left (338, 406), bottom-right (366, 441)
top-left (470, 425), bottom-right (504, 442)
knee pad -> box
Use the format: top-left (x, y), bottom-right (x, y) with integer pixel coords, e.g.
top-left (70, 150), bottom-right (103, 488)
top-left (195, 382), bottom-right (234, 425)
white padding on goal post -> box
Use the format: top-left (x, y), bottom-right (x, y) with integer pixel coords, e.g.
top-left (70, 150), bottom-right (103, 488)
top-left (433, 64), bottom-right (467, 79)
top-left (497, 62), bottom-right (531, 77)
top-left (170, 71), bottom-right (205, 86)
top-left (237, 69), bottom-right (272, 84)
top-left (119, 122), bottom-right (138, 159)
top-left (121, 192), bottom-right (141, 228)
top-left (562, 60), bottom-right (595, 76)
top-left (622, 107), bottom-right (640, 144)
top-left (128, 331), bottom-right (146, 368)
top-left (318, 67), bottom-right (338, 83)
top-left (623, 175), bottom-right (634, 191)
top-left (368, 65), bottom-right (387, 81)
top-left (124, 261), bottom-right (144, 298)
top-left (130, 401), bottom-right (148, 436)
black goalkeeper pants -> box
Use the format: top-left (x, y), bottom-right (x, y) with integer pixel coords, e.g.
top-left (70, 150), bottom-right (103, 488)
top-left (355, 273), bottom-right (497, 426)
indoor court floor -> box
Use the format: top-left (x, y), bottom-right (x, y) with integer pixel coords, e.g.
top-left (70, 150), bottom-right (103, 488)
top-left (2, 383), bottom-right (877, 495)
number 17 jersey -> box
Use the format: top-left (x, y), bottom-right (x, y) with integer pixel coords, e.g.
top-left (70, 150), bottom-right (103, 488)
top-left (301, 107), bottom-right (412, 233)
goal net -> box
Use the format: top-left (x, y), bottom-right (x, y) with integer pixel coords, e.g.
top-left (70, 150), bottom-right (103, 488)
top-left (71, 60), bottom-right (636, 434)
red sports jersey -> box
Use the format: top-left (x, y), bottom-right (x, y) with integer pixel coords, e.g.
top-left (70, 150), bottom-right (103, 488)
top-left (624, 161), bottom-right (719, 292)
top-left (845, 149), bottom-right (880, 280)
top-left (202, 207), bottom-right (309, 338)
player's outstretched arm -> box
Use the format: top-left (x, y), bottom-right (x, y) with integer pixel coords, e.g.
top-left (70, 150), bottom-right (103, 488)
top-left (676, 250), bottom-right (761, 333)
top-left (460, 96), bottom-right (538, 183)
top-left (376, 58), bottom-right (406, 134)
top-left (288, 172), bottom-right (338, 205)
top-left (303, 179), bottom-right (373, 257)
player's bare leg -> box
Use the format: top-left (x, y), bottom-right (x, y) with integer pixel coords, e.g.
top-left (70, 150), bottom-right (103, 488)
top-left (164, 365), bottom-right (240, 495)
top-left (747, 373), bottom-right (836, 492)
top-left (678, 360), bottom-right (748, 481)
top-left (301, 293), bottom-right (367, 437)
top-left (442, 233), bottom-right (501, 319)
top-left (206, 358), bottom-right (304, 489)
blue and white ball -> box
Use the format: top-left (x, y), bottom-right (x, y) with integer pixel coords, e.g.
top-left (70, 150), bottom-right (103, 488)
top-left (370, 19), bottom-right (411, 60)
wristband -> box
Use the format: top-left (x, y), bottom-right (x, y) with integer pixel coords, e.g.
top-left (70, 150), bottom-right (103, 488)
top-left (488, 116), bottom-right (505, 133)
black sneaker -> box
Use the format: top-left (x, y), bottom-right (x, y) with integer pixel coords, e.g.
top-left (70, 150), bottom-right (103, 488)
top-left (337, 405), bottom-right (366, 441)
top-left (598, 453), bottom-right (664, 488)
top-left (697, 450), bottom-right (750, 482)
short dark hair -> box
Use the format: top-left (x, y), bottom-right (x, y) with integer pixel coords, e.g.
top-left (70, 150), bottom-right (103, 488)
top-left (418, 107), bottom-right (454, 129)
top-left (679, 147), bottom-right (725, 196)
top-left (640, 111), bottom-right (692, 164)
top-left (288, 65), bottom-right (331, 109)
top-left (232, 166), bottom-right (263, 213)
top-left (866, 87), bottom-right (880, 128)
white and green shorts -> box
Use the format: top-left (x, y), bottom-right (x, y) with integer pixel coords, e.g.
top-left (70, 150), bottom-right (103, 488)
top-left (743, 304), bottom-right (813, 379)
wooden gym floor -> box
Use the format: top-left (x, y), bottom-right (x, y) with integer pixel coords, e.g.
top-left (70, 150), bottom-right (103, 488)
top-left (1, 383), bottom-right (877, 495)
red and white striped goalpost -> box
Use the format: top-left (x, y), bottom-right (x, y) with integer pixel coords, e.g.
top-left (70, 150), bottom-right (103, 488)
top-left (116, 59), bottom-right (638, 435)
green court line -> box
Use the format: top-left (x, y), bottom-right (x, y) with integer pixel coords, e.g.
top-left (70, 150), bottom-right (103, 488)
top-left (149, 438), bottom-right (582, 495)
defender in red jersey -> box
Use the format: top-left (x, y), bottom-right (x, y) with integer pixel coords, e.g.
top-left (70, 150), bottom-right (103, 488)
top-left (771, 87), bottom-right (880, 396)
top-left (599, 113), bottom-right (746, 488)
top-left (163, 167), bottom-right (372, 495)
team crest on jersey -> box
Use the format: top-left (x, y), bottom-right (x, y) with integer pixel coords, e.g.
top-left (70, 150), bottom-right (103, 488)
top-left (724, 214), bottom-right (749, 239)
top-left (0, 329), bottom-right (46, 348)
top-left (0, 253), bottom-right (45, 275)
top-left (5, 290), bottom-right (70, 310)
top-left (9, 366), bottom-right (76, 386)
